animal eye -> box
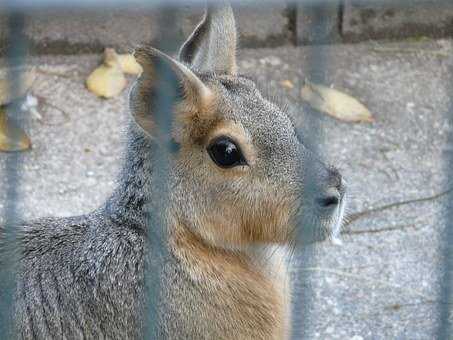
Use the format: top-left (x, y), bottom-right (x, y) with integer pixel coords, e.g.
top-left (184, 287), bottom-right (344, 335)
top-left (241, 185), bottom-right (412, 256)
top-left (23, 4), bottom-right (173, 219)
top-left (207, 136), bottom-right (247, 168)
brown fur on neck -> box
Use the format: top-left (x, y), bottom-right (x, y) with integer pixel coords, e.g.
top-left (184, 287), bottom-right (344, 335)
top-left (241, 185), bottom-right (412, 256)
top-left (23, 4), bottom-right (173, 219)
top-left (168, 221), bottom-right (289, 339)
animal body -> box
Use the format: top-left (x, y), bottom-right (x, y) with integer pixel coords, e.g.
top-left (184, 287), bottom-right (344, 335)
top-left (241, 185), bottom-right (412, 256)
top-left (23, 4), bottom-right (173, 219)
top-left (5, 2), bottom-right (346, 339)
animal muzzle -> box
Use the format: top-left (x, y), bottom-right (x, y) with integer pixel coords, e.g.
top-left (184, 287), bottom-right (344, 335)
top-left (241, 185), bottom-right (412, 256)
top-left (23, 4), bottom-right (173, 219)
top-left (296, 151), bottom-right (347, 244)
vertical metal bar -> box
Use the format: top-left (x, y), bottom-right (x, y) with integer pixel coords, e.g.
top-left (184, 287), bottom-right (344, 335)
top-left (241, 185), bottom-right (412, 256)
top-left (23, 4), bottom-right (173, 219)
top-left (0, 11), bottom-right (27, 339)
top-left (143, 6), bottom-right (180, 338)
top-left (437, 58), bottom-right (453, 339)
top-left (291, 1), bottom-right (334, 339)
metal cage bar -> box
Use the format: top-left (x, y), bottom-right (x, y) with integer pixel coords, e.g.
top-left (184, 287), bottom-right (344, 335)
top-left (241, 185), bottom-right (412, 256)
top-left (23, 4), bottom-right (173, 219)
top-left (143, 7), bottom-right (180, 338)
top-left (0, 12), bottom-right (27, 338)
top-left (437, 56), bottom-right (453, 340)
top-left (291, 2), bottom-right (333, 338)
top-left (3, 0), bottom-right (453, 10)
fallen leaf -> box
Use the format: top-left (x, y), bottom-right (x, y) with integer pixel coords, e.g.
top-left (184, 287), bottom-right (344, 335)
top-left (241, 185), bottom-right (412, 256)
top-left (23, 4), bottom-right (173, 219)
top-left (280, 79), bottom-right (294, 89)
top-left (118, 54), bottom-right (143, 75)
top-left (0, 68), bottom-right (36, 105)
top-left (301, 80), bottom-right (373, 123)
top-left (86, 48), bottom-right (127, 98)
top-left (0, 107), bottom-right (31, 152)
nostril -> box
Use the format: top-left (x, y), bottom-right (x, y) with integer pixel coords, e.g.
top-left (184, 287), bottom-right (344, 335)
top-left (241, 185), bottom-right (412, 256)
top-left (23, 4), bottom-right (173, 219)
top-left (327, 166), bottom-right (346, 198)
top-left (316, 195), bottom-right (339, 208)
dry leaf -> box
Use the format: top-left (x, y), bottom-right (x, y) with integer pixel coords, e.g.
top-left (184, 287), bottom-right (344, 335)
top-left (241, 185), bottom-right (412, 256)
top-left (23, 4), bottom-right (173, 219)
top-left (0, 107), bottom-right (31, 152)
top-left (118, 54), bottom-right (143, 75)
top-left (280, 79), bottom-right (294, 89)
top-left (0, 68), bottom-right (36, 105)
top-left (301, 80), bottom-right (373, 123)
top-left (86, 48), bottom-right (127, 98)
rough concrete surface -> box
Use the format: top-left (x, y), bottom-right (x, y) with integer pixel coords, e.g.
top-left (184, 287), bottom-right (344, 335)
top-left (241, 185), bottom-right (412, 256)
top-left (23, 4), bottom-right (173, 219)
top-left (343, 0), bottom-right (453, 42)
top-left (1, 39), bottom-right (453, 338)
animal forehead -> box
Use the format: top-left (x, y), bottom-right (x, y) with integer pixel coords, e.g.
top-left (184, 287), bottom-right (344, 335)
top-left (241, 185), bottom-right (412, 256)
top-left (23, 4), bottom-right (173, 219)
top-left (209, 75), bottom-right (296, 147)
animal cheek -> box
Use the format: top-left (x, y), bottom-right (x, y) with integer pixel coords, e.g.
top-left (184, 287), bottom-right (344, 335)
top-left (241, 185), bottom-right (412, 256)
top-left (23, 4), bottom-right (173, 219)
top-left (238, 197), bottom-right (295, 244)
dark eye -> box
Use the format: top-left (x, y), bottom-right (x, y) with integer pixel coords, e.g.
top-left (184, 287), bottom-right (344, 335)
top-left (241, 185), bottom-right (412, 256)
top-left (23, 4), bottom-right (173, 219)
top-left (207, 136), bottom-right (247, 168)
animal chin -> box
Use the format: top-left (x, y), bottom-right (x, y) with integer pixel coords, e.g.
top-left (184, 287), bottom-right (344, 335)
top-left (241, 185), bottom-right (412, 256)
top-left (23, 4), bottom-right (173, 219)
top-left (310, 196), bottom-right (347, 245)
top-left (328, 197), bottom-right (347, 245)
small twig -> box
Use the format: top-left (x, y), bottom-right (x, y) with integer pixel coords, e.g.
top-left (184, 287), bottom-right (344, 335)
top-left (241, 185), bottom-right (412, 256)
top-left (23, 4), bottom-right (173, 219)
top-left (34, 94), bottom-right (71, 126)
top-left (303, 267), bottom-right (432, 300)
top-left (337, 259), bottom-right (422, 271)
top-left (370, 47), bottom-right (449, 57)
top-left (383, 300), bottom-right (443, 311)
top-left (342, 223), bottom-right (416, 235)
top-left (358, 303), bottom-right (438, 324)
top-left (379, 149), bottom-right (400, 181)
top-left (345, 187), bottom-right (453, 226)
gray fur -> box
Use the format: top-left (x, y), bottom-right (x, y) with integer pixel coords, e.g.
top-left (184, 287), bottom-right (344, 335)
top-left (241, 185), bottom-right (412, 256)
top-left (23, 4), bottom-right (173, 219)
top-left (7, 2), bottom-right (346, 339)
top-left (179, 0), bottom-right (237, 74)
top-left (14, 122), bottom-right (153, 339)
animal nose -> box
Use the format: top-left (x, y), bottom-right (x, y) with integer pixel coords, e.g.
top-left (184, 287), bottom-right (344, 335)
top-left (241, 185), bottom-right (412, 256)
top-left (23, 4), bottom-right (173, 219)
top-left (328, 167), bottom-right (345, 192)
top-left (316, 192), bottom-right (340, 208)
top-left (316, 167), bottom-right (345, 210)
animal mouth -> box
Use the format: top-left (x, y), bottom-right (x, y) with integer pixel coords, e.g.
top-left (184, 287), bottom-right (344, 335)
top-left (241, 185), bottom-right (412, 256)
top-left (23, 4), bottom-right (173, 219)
top-left (314, 190), bottom-right (347, 244)
top-left (329, 194), bottom-right (347, 245)
top-left (295, 192), bottom-right (347, 246)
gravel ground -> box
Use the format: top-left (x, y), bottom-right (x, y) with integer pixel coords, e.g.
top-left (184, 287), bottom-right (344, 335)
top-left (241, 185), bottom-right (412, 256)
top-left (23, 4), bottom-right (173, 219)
top-left (1, 39), bottom-right (452, 339)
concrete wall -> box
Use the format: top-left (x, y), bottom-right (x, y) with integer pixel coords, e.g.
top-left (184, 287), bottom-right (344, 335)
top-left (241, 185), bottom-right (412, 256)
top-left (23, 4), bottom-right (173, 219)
top-left (0, 3), bottom-right (291, 56)
top-left (1, 1), bottom-right (453, 55)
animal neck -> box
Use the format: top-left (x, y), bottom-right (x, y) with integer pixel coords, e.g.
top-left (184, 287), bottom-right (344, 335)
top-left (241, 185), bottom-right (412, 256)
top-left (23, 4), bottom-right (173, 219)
top-left (171, 220), bottom-right (290, 283)
top-left (104, 121), bottom-right (165, 228)
top-left (168, 222), bottom-right (291, 339)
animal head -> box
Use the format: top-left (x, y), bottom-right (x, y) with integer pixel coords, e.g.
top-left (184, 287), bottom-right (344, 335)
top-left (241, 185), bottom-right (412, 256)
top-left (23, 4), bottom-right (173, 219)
top-left (129, 1), bottom-right (346, 248)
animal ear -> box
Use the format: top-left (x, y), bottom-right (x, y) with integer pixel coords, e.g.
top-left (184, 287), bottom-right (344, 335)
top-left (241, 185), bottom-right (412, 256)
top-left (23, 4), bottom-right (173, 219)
top-left (130, 46), bottom-right (213, 135)
top-left (178, 1), bottom-right (237, 75)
